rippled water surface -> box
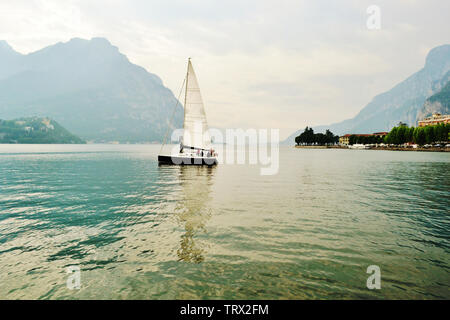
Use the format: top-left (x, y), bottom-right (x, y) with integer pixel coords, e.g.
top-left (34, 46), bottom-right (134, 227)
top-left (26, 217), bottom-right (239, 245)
top-left (0, 144), bottom-right (449, 299)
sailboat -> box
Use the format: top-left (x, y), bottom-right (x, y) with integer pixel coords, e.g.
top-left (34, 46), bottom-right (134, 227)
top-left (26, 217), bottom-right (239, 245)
top-left (158, 58), bottom-right (218, 165)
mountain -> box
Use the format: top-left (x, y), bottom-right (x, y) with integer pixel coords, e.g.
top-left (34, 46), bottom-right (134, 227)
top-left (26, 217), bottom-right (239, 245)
top-left (284, 44), bottom-right (450, 144)
top-left (0, 40), bottom-right (23, 80)
top-left (417, 71), bottom-right (450, 119)
top-left (0, 38), bottom-right (183, 143)
top-left (0, 117), bottom-right (85, 144)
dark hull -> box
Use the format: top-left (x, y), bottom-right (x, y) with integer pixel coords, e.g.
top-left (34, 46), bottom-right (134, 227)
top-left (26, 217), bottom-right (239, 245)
top-left (158, 155), bottom-right (218, 166)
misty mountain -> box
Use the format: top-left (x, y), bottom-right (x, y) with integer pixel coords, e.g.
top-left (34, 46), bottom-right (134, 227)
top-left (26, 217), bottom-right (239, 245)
top-left (0, 38), bottom-right (183, 143)
top-left (284, 44), bottom-right (450, 144)
top-left (417, 70), bottom-right (450, 119)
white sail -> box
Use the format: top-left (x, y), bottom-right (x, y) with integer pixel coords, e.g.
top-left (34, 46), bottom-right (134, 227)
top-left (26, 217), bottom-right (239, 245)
top-left (182, 59), bottom-right (211, 150)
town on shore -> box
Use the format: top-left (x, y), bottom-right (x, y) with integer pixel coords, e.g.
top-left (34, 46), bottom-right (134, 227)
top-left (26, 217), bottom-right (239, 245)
top-left (295, 113), bottom-right (450, 152)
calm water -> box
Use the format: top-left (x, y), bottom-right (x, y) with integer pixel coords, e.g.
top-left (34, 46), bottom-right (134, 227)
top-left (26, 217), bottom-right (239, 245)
top-left (0, 144), bottom-right (449, 299)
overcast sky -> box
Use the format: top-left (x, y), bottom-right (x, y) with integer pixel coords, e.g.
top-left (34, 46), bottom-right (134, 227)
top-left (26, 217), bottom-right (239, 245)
top-left (1, 0), bottom-right (449, 139)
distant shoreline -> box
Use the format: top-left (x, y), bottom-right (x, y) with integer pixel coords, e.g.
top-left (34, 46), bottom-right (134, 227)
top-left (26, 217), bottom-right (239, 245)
top-left (294, 145), bottom-right (345, 149)
top-left (294, 145), bottom-right (450, 152)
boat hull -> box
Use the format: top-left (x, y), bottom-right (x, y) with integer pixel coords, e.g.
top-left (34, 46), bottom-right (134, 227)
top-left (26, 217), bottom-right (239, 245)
top-left (158, 155), bottom-right (218, 166)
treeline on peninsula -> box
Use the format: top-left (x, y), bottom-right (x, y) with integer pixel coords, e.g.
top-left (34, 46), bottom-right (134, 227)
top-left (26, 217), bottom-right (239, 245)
top-left (0, 117), bottom-right (85, 144)
top-left (295, 127), bottom-right (339, 145)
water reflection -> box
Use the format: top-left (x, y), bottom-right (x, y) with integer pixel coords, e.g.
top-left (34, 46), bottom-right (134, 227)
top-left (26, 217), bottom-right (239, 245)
top-left (175, 166), bottom-right (215, 263)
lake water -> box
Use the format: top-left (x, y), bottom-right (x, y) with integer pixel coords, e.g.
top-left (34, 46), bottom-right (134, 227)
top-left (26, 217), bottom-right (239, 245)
top-left (0, 144), bottom-right (449, 299)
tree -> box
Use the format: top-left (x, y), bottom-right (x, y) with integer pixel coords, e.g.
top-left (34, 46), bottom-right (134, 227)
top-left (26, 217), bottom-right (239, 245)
top-left (414, 127), bottom-right (426, 145)
top-left (391, 127), bottom-right (399, 144)
top-left (295, 127), bottom-right (339, 145)
top-left (325, 129), bottom-right (334, 145)
top-left (406, 127), bottom-right (414, 143)
top-left (424, 126), bottom-right (435, 144)
top-left (397, 126), bottom-right (407, 144)
top-left (378, 135), bottom-right (384, 144)
top-left (434, 123), bottom-right (446, 142)
top-left (349, 135), bottom-right (356, 145)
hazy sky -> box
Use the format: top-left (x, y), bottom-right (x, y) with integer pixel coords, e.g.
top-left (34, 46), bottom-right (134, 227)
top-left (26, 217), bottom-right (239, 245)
top-left (1, 0), bottom-right (449, 138)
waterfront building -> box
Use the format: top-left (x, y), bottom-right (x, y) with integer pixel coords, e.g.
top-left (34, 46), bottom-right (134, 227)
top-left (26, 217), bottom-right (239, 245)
top-left (373, 132), bottom-right (389, 136)
top-left (339, 132), bottom-right (388, 145)
top-left (339, 135), bottom-right (350, 145)
top-left (418, 113), bottom-right (450, 127)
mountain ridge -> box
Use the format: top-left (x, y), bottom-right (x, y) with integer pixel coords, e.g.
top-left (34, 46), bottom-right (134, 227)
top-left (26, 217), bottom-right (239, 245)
top-left (284, 44), bottom-right (450, 144)
top-left (418, 72), bottom-right (450, 119)
top-left (0, 37), bottom-right (183, 143)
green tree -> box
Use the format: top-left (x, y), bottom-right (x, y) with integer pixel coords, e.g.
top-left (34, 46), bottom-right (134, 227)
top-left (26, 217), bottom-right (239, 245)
top-left (415, 127), bottom-right (426, 145)
top-left (295, 127), bottom-right (340, 145)
top-left (397, 126), bottom-right (406, 144)
top-left (424, 126), bottom-right (435, 144)
top-left (325, 129), bottom-right (334, 145)
top-left (348, 135), bottom-right (355, 145)
top-left (405, 127), bottom-right (414, 143)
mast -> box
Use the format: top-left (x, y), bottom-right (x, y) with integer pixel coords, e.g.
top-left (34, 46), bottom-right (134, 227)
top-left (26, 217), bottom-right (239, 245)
top-left (183, 58), bottom-right (190, 131)
top-left (159, 74), bottom-right (186, 154)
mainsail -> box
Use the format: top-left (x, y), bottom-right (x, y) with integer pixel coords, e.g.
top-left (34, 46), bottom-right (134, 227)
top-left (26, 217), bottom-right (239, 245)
top-left (182, 59), bottom-right (211, 151)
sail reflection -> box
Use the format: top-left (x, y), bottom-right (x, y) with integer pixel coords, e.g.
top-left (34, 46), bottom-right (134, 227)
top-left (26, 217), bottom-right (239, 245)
top-left (176, 166), bottom-right (215, 263)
